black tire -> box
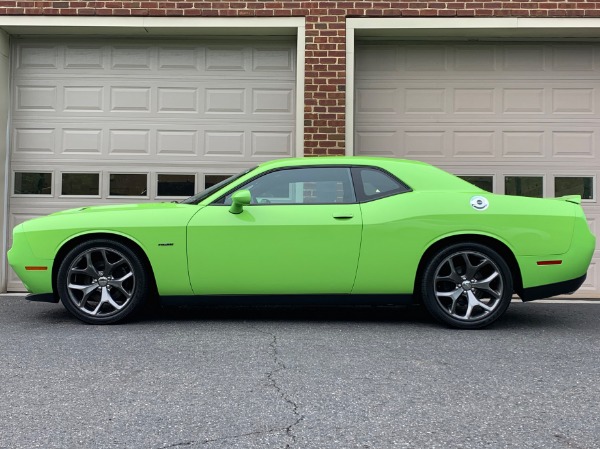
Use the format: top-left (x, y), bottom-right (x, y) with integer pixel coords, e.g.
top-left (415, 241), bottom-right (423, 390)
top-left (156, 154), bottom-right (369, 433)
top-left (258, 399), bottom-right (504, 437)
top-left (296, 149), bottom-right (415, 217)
top-left (420, 243), bottom-right (513, 329)
top-left (56, 239), bottom-right (149, 324)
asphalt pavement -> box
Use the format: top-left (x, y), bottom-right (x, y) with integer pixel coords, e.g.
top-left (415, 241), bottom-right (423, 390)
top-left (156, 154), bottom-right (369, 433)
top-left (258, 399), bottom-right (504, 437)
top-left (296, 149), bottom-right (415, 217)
top-left (1, 295), bottom-right (599, 449)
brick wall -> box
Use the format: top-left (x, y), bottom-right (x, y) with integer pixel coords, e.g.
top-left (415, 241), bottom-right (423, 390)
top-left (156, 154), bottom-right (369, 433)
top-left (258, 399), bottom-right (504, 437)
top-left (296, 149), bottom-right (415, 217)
top-left (1, 1), bottom-right (598, 155)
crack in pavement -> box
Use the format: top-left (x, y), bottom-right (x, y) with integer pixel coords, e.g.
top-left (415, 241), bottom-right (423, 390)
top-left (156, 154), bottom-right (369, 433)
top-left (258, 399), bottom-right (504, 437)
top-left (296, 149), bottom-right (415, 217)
top-left (157, 325), bottom-right (304, 449)
top-left (157, 427), bottom-right (288, 448)
top-left (251, 324), bottom-right (305, 449)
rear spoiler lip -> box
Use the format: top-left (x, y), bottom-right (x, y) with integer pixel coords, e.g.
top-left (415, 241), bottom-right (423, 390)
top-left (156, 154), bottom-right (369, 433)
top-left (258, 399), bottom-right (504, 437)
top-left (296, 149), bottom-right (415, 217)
top-left (553, 195), bottom-right (582, 205)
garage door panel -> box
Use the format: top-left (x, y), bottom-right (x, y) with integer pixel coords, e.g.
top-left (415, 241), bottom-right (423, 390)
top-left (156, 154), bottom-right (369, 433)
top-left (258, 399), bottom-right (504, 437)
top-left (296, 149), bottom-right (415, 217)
top-left (356, 41), bottom-right (600, 296)
top-left (12, 127), bottom-right (57, 155)
top-left (356, 82), bottom-right (600, 122)
top-left (15, 84), bottom-right (58, 112)
top-left (14, 80), bottom-right (295, 120)
top-left (357, 43), bottom-right (600, 80)
top-left (10, 122), bottom-right (295, 162)
top-left (16, 40), bottom-right (295, 77)
top-left (357, 125), bottom-right (600, 162)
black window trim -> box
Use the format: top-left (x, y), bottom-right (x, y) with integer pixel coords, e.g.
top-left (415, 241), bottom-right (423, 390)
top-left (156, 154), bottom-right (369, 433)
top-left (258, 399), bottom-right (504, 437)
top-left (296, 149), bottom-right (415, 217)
top-left (210, 164), bottom-right (413, 206)
top-left (350, 166), bottom-right (412, 203)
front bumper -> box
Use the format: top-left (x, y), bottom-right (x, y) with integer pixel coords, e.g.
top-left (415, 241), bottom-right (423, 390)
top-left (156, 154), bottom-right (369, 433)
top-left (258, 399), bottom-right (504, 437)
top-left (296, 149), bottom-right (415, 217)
top-left (26, 293), bottom-right (59, 303)
top-left (7, 225), bottom-right (54, 294)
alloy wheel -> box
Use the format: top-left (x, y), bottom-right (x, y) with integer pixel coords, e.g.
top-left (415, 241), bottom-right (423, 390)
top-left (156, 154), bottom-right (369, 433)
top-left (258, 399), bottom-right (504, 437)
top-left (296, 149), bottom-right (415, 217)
top-left (433, 250), bottom-right (504, 322)
top-left (65, 247), bottom-right (136, 317)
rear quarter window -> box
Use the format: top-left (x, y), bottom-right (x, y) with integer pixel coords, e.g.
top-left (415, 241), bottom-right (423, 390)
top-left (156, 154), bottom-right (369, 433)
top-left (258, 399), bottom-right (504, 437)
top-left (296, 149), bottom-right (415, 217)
top-left (352, 167), bottom-right (411, 202)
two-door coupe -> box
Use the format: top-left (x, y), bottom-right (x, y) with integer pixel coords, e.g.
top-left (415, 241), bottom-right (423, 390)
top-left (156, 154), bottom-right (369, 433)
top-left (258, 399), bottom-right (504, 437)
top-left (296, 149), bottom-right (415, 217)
top-left (7, 157), bottom-right (596, 329)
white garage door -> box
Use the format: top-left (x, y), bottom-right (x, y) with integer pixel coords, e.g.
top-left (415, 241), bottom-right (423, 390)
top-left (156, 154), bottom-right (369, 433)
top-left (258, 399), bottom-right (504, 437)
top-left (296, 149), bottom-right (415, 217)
top-left (355, 41), bottom-right (599, 296)
top-left (7, 37), bottom-right (296, 290)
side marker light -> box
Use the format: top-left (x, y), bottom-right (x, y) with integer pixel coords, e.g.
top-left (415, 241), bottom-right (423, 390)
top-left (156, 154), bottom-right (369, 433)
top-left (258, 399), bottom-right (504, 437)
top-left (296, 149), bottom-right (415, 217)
top-left (537, 260), bottom-right (562, 266)
top-left (25, 266), bottom-right (48, 271)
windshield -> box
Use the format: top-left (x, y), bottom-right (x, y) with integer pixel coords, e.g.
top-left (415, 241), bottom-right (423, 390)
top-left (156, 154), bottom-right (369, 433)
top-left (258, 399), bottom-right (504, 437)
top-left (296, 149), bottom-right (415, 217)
top-left (180, 167), bottom-right (257, 205)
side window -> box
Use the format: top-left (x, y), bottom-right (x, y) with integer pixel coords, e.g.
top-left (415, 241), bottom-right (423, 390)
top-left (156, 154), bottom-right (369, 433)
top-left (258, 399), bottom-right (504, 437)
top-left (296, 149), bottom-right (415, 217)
top-left (219, 167), bottom-right (356, 205)
top-left (353, 167), bottom-right (410, 202)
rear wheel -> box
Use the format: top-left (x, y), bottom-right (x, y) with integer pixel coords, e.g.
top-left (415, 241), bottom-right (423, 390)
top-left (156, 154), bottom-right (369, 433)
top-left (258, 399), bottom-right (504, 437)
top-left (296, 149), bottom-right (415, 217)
top-left (420, 243), bottom-right (513, 329)
top-left (57, 239), bottom-right (149, 324)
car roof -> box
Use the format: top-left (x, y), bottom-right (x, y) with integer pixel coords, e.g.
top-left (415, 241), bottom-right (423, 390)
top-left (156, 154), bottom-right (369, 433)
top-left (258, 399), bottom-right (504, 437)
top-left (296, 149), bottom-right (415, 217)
top-left (258, 156), bottom-right (430, 169)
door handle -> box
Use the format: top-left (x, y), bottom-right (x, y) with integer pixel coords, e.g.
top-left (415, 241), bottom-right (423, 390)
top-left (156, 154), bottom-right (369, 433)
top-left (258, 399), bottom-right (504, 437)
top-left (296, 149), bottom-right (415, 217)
top-left (333, 214), bottom-right (354, 219)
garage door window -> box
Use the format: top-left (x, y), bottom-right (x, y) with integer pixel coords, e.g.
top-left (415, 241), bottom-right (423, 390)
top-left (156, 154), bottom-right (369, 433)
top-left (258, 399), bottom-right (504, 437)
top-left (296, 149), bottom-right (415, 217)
top-left (109, 174), bottom-right (148, 197)
top-left (505, 176), bottom-right (543, 198)
top-left (157, 174), bottom-right (195, 198)
top-left (205, 174), bottom-right (234, 190)
top-left (14, 172), bottom-right (52, 196)
top-left (61, 173), bottom-right (100, 196)
top-left (459, 175), bottom-right (493, 193)
top-left (555, 177), bottom-right (594, 201)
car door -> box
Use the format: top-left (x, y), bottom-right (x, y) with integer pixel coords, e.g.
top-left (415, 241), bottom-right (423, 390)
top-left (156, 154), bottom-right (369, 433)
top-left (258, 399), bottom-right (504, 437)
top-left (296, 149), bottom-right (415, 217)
top-left (186, 166), bottom-right (363, 295)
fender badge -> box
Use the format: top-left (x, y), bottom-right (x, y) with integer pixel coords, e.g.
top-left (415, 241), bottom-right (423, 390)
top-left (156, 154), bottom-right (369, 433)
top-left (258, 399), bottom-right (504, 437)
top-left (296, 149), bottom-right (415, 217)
top-left (470, 196), bottom-right (489, 211)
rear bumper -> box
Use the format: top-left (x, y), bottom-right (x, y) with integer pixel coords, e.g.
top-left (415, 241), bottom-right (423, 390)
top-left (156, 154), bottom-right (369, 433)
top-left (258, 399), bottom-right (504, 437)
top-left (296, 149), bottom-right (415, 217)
top-left (520, 274), bottom-right (587, 301)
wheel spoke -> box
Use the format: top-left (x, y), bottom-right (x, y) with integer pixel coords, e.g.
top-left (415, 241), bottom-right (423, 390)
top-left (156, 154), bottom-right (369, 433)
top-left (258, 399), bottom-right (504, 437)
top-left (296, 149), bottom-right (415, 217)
top-left (463, 301), bottom-right (475, 320)
top-left (461, 291), bottom-right (491, 320)
top-left (71, 252), bottom-right (101, 278)
top-left (467, 290), bottom-right (493, 312)
top-left (435, 287), bottom-right (464, 316)
top-left (68, 283), bottom-right (97, 309)
top-left (437, 258), bottom-right (462, 283)
top-left (463, 254), bottom-right (487, 280)
top-left (448, 257), bottom-right (462, 283)
top-left (101, 286), bottom-right (124, 311)
top-left (472, 271), bottom-right (501, 299)
top-left (436, 287), bottom-right (463, 301)
top-left (100, 249), bottom-right (126, 277)
top-left (108, 271), bottom-right (134, 298)
top-left (449, 297), bottom-right (459, 315)
top-left (89, 298), bottom-right (104, 316)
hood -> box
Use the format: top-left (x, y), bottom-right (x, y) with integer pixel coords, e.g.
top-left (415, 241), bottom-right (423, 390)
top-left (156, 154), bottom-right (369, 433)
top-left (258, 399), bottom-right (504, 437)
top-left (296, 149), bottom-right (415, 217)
top-left (50, 202), bottom-right (194, 216)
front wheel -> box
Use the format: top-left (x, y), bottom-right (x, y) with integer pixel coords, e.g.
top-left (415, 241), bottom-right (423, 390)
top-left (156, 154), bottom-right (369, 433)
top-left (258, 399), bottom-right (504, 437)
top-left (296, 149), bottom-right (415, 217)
top-left (57, 239), bottom-right (149, 324)
top-left (420, 243), bottom-right (513, 329)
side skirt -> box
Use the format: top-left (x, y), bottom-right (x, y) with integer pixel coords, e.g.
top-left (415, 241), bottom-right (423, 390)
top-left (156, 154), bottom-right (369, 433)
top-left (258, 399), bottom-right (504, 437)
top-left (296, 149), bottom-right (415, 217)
top-left (159, 294), bottom-right (416, 307)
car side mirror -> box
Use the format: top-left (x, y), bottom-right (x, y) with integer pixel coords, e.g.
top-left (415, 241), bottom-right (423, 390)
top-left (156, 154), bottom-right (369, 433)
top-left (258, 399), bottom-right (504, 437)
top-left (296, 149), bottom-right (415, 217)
top-left (229, 189), bottom-right (251, 214)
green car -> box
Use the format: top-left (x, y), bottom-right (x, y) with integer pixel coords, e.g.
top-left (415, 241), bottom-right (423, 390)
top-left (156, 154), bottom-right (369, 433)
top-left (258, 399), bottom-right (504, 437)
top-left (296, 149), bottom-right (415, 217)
top-left (7, 157), bottom-right (596, 329)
